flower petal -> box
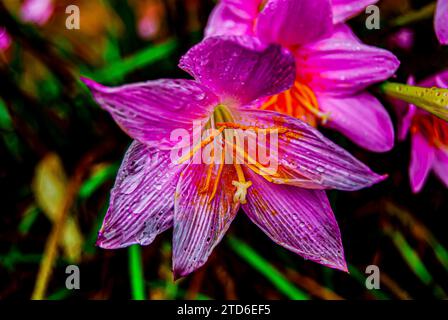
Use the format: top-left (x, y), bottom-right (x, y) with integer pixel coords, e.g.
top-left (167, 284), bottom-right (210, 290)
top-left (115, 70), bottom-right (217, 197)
top-left (317, 92), bottom-right (395, 152)
top-left (234, 109), bottom-right (386, 191)
top-left (97, 142), bottom-right (183, 249)
top-left (242, 168), bottom-right (347, 271)
top-left (435, 70), bottom-right (448, 87)
top-left (205, 0), bottom-right (259, 37)
top-left (409, 132), bottom-right (435, 193)
top-left (435, 0), bottom-right (448, 45)
top-left (295, 25), bottom-right (400, 96)
top-left (256, 0), bottom-right (333, 46)
top-left (173, 162), bottom-right (239, 279)
top-left (81, 77), bottom-right (218, 149)
top-left (433, 148), bottom-right (448, 187)
top-left (420, 69), bottom-right (448, 88)
top-left (179, 35), bottom-right (295, 106)
top-left (397, 104), bottom-right (416, 141)
top-left (332, 0), bottom-right (379, 24)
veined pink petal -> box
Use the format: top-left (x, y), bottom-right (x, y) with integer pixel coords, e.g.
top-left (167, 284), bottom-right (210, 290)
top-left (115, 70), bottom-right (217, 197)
top-left (435, 0), bottom-right (448, 45)
top-left (397, 104), bottom-right (417, 141)
top-left (332, 0), bottom-right (379, 24)
top-left (242, 168), bottom-right (347, 271)
top-left (173, 162), bottom-right (239, 279)
top-left (435, 70), bottom-right (448, 87)
top-left (295, 25), bottom-right (399, 96)
top-left (97, 142), bottom-right (183, 249)
top-left (409, 132), bottom-right (435, 193)
top-left (205, 0), bottom-right (260, 37)
top-left (234, 109), bottom-right (386, 191)
top-left (179, 35), bottom-right (295, 106)
top-left (433, 148), bottom-right (448, 187)
top-left (81, 78), bottom-right (218, 150)
top-left (317, 92), bottom-right (395, 152)
top-left (256, 0), bottom-right (333, 47)
top-left (419, 69), bottom-right (448, 89)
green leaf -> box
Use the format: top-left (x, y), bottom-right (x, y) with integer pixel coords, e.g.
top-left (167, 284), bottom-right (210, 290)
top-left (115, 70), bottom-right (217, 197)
top-left (78, 163), bottom-right (119, 199)
top-left (18, 205), bottom-right (40, 235)
top-left (227, 236), bottom-right (309, 300)
top-left (381, 82), bottom-right (448, 121)
top-left (0, 98), bottom-right (12, 130)
top-left (87, 40), bottom-right (177, 83)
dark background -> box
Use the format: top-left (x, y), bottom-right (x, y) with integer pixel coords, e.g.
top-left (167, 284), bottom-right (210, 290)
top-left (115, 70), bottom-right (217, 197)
top-left (0, 0), bottom-right (447, 300)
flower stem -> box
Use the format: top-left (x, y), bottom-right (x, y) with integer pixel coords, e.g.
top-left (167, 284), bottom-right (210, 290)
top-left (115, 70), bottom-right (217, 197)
top-left (391, 2), bottom-right (436, 27)
top-left (129, 245), bottom-right (146, 300)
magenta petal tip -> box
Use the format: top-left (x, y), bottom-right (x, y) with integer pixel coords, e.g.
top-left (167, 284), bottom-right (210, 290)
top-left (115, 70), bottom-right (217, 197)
top-left (80, 76), bottom-right (107, 92)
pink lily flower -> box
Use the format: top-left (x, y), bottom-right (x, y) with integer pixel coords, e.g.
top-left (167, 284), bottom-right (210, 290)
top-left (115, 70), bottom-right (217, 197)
top-left (436, 0), bottom-right (448, 45)
top-left (82, 36), bottom-right (386, 278)
top-left (396, 71), bottom-right (448, 193)
top-left (206, 0), bottom-right (400, 153)
top-left (20, 0), bottom-right (54, 26)
top-left (0, 27), bottom-right (11, 51)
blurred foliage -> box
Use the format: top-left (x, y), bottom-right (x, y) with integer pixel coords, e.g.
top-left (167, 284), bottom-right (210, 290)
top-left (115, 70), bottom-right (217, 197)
top-left (0, 0), bottom-right (447, 300)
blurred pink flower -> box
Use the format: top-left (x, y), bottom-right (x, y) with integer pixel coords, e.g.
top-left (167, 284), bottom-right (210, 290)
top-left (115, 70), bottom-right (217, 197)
top-left (138, 16), bottom-right (158, 39)
top-left (20, 0), bottom-right (54, 26)
top-left (206, 0), bottom-right (400, 153)
top-left (388, 28), bottom-right (415, 51)
top-left (396, 71), bottom-right (448, 192)
top-left (0, 27), bottom-right (11, 51)
top-left (435, 0), bottom-right (448, 44)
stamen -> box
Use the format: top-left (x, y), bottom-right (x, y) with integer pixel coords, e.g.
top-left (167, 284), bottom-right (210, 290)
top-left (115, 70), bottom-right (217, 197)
top-left (177, 127), bottom-right (224, 164)
top-left (225, 139), bottom-right (279, 177)
top-left (231, 120), bottom-right (252, 204)
top-left (260, 95), bottom-right (278, 110)
top-left (284, 91), bottom-right (293, 115)
top-left (293, 92), bottom-right (330, 125)
top-left (412, 114), bottom-right (448, 148)
top-left (232, 180), bottom-right (252, 204)
top-left (208, 151), bottom-right (225, 203)
top-left (260, 80), bottom-right (330, 126)
top-left (216, 122), bottom-right (300, 139)
top-left (200, 146), bottom-right (215, 193)
top-left (189, 104), bottom-right (305, 205)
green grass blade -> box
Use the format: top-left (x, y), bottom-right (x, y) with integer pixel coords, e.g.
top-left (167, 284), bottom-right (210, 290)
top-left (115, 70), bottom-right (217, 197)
top-left (433, 244), bottom-right (448, 272)
top-left (384, 228), bottom-right (447, 298)
top-left (227, 236), bottom-right (309, 300)
top-left (18, 205), bottom-right (40, 235)
top-left (47, 288), bottom-right (72, 300)
top-left (129, 245), bottom-right (146, 300)
top-left (78, 163), bottom-right (118, 199)
top-left (387, 230), bottom-right (432, 284)
top-left (88, 40), bottom-right (177, 83)
top-left (348, 265), bottom-right (390, 300)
